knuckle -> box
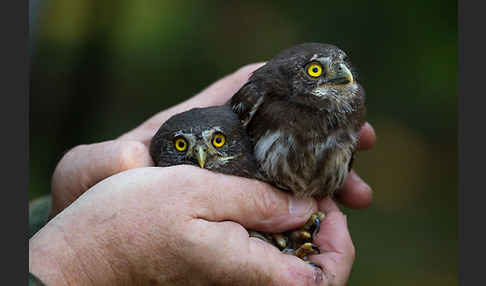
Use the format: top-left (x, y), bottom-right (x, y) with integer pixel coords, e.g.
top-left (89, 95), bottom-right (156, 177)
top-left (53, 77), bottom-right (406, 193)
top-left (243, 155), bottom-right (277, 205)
top-left (52, 144), bottom-right (88, 179)
top-left (62, 144), bottom-right (88, 163)
top-left (252, 185), bottom-right (284, 221)
top-left (117, 141), bottom-right (151, 170)
top-left (51, 144), bottom-right (91, 201)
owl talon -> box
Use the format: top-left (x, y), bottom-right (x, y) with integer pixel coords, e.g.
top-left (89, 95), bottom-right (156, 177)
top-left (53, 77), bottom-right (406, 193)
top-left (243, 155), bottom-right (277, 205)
top-left (289, 230), bottom-right (312, 247)
top-left (271, 233), bottom-right (288, 250)
top-left (312, 216), bottom-right (320, 237)
top-left (302, 211), bottom-right (326, 238)
top-left (295, 242), bottom-right (320, 259)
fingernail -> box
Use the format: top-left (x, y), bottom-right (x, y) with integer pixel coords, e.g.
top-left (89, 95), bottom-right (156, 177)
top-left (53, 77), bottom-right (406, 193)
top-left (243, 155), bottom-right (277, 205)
top-left (289, 197), bottom-right (314, 216)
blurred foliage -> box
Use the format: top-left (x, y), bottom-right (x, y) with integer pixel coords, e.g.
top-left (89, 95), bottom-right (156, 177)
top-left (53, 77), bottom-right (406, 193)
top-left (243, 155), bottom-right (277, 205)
top-left (29, 0), bottom-right (457, 285)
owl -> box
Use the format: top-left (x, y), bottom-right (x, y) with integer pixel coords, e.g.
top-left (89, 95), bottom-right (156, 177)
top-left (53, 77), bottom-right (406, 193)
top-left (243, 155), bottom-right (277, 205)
top-left (230, 42), bottom-right (366, 198)
top-left (150, 105), bottom-right (321, 259)
top-left (150, 105), bottom-right (261, 180)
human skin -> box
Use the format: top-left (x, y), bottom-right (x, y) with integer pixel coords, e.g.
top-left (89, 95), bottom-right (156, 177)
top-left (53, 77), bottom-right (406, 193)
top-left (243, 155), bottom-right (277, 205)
top-left (30, 166), bottom-right (356, 285)
top-left (31, 63), bottom-right (376, 285)
top-left (50, 62), bottom-right (375, 217)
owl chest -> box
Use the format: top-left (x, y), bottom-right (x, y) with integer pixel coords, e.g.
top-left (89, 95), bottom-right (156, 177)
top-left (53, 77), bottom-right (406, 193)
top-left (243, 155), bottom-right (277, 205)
top-left (253, 128), bottom-right (355, 197)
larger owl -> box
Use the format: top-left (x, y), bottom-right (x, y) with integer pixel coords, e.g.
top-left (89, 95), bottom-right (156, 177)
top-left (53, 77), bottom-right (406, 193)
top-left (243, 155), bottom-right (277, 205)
top-left (230, 42), bottom-right (366, 198)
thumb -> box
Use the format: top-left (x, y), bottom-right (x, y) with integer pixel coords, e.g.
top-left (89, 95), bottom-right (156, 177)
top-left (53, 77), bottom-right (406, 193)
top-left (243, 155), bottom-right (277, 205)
top-left (51, 140), bottom-right (153, 216)
top-left (174, 165), bottom-right (318, 233)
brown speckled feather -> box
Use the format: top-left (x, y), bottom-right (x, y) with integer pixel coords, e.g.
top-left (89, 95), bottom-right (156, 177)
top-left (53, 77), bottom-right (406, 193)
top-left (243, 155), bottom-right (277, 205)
top-left (229, 43), bottom-right (366, 198)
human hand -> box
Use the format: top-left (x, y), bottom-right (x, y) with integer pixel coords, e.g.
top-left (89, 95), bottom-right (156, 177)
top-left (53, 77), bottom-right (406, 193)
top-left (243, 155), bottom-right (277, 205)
top-left (51, 63), bottom-right (376, 216)
top-left (31, 166), bottom-right (355, 285)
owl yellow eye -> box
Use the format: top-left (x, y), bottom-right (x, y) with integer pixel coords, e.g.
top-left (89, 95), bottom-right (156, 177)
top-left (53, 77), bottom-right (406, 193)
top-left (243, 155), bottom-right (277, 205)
top-left (212, 133), bottom-right (226, 148)
top-left (174, 138), bottom-right (188, 152)
top-left (307, 62), bottom-right (323, 77)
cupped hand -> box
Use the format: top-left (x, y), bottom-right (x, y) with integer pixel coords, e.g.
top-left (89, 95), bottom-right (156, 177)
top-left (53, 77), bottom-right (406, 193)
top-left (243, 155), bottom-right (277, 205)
top-left (31, 166), bottom-right (355, 285)
top-left (51, 63), bottom-right (376, 216)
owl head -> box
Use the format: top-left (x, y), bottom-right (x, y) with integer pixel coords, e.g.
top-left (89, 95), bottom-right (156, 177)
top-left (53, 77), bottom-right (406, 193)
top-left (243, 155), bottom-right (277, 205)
top-left (252, 42), bottom-right (363, 113)
top-left (150, 105), bottom-right (259, 177)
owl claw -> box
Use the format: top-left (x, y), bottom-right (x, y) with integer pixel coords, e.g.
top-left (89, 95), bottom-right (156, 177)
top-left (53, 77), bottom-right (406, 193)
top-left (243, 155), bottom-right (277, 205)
top-left (296, 242), bottom-right (320, 259)
top-left (289, 230), bottom-right (312, 248)
top-left (248, 211), bottom-right (325, 260)
top-left (271, 233), bottom-right (288, 249)
top-left (311, 216), bottom-right (320, 236)
top-left (302, 211), bottom-right (325, 239)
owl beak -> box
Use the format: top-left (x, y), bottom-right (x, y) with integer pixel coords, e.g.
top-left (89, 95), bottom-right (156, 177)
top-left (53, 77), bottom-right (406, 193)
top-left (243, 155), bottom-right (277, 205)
top-left (339, 63), bottom-right (354, 84)
top-left (327, 63), bottom-right (354, 85)
top-left (195, 145), bottom-right (207, 168)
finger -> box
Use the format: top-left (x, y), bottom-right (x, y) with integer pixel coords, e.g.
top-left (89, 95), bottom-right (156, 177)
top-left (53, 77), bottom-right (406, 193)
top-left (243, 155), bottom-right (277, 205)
top-left (335, 171), bottom-right (373, 209)
top-left (357, 122), bottom-right (376, 151)
top-left (189, 62), bottom-right (266, 106)
top-left (308, 197), bottom-right (355, 286)
top-left (166, 165), bottom-right (318, 233)
top-left (51, 140), bottom-right (153, 215)
top-left (120, 62), bottom-right (266, 144)
top-left (187, 219), bottom-right (326, 285)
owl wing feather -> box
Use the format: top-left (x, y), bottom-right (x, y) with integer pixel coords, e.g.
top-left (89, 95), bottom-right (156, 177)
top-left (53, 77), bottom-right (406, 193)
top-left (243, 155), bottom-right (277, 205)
top-left (229, 81), bottom-right (266, 127)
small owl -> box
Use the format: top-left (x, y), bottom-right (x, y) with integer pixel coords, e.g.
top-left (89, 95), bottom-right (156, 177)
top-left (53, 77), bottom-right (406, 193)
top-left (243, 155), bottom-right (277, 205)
top-left (150, 105), bottom-right (261, 180)
top-left (230, 42), bottom-right (366, 198)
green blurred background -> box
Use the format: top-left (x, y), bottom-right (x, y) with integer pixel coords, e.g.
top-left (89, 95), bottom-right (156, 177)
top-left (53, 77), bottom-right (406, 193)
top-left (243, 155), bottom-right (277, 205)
top-left (29, 0), bottom-right (457, 285)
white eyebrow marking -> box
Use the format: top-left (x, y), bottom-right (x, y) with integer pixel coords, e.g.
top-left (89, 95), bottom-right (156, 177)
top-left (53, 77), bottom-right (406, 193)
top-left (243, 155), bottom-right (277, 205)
top-left (309, 54), bottom-right (330, 63)
top-left (201, 127), bottom-right (223, 142)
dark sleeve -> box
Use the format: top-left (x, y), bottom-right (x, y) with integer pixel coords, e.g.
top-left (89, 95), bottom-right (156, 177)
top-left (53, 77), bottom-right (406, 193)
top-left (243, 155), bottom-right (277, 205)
top-left (29, 195), bottom-right (52, 239)
top-left (28, 272), bottom-right (46, 286)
